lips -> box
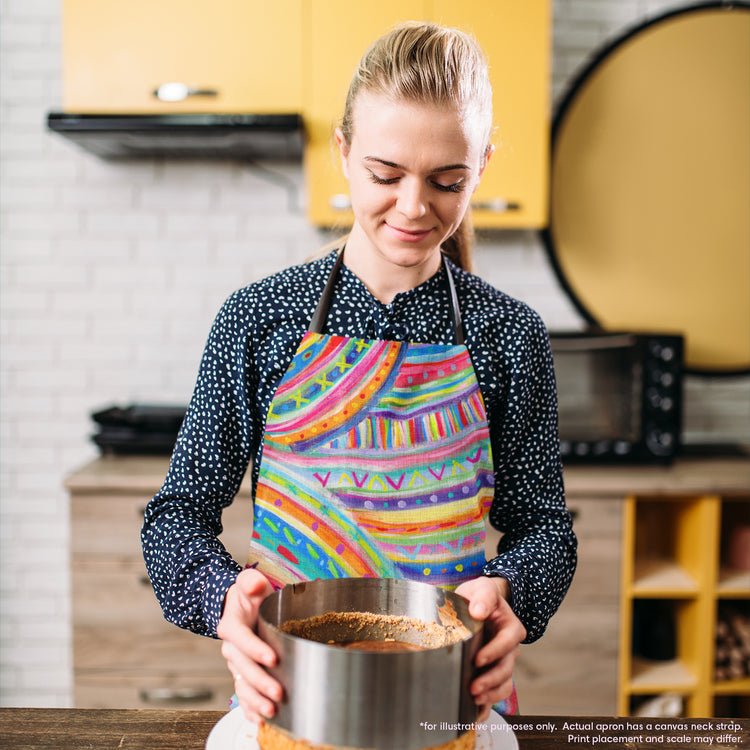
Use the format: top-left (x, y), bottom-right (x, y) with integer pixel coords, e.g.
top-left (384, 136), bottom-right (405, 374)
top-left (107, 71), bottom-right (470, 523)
top-left (385, 223), bottom-right (433, 243)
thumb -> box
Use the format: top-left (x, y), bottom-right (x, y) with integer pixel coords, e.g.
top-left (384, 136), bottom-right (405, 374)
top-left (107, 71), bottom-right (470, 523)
top-left (236, 568), bottom-right (275, 599)
top-left (469, 593), bottom-right (494, 620)
top-left (456, 577), bottom-right (498, 621)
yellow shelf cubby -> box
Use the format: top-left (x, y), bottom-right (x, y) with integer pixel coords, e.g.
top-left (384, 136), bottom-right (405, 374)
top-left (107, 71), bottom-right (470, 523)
top-left (618, 492), bottom-right (750, 717)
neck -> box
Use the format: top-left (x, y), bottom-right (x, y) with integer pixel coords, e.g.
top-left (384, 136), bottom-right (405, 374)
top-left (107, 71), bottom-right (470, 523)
top-left (343, 224), bottom-right (442, 304)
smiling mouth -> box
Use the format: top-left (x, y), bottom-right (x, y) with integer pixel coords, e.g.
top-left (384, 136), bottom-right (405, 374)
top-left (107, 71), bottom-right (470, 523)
top-left (386, 223), bottom-right (434, 242)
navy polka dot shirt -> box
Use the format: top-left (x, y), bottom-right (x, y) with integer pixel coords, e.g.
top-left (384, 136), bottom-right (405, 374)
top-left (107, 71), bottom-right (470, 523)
top-left (141, 250), bottom-right (577, 643)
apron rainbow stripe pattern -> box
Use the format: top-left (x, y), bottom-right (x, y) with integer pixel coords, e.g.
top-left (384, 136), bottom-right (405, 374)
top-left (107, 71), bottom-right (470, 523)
top-left (248, 330), bottom-right (494, 589)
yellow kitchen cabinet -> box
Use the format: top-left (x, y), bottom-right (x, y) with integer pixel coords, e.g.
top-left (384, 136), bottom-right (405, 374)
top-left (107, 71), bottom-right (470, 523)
top-left (61, 0), bottom-right (304, 113)
top-left (618, 493), bottom-right (750, 717)
top-left (303, 0), bottom-right (431, 229)
top-left (304, 0), bottom-right (550, 228)
top-left (61, 1), bottom-right (549, 226)
top-left (431, 1), bottom-right (550, 229)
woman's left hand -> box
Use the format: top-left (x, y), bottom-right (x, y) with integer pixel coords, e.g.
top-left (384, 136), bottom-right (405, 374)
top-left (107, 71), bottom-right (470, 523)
top-left (455, 576), bottom-right (526, 720)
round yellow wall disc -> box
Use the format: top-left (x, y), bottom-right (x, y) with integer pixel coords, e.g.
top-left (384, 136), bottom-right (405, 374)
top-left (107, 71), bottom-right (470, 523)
top-left (546, 5), bottom-right (750, 373)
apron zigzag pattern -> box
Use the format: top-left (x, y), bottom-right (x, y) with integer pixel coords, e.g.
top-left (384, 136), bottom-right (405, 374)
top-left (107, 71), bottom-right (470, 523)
top-left (248, 257), bottom-right (495, 590)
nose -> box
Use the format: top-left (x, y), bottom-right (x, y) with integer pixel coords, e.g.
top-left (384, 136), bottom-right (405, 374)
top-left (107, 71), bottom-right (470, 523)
top-left (396, 178), bottom-right (428, 220)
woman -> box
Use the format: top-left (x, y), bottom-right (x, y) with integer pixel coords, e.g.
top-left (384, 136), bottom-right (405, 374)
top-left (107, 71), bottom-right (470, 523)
top-left (142, 21), bottom-right (576, 724)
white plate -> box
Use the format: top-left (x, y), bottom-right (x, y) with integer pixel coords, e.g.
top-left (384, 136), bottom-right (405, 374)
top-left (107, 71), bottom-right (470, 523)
top-left (206, 707), bottom-right (518, 750)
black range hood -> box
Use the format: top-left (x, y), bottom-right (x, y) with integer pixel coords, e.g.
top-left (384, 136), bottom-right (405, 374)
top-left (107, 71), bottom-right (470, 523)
top-left (46, 112), bottom-right (305, 160)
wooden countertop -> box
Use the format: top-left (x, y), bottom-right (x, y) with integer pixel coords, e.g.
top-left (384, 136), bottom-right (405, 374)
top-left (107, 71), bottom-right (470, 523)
top-left (65, 454), bottom-right (750, 498)
top-left (0, 709), bottom-right (747, 749)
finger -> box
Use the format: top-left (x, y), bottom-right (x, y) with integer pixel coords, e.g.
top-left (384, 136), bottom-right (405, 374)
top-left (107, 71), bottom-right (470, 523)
top-left (233, 672), bottom-right (278, 722)
top-left (225, 652), bottom-right (284, 718)
top-left (471, 648), bottom-right (517, 699)
top-left (221, 639), bottom-right (277, 679)
top-left (217, 570), bottom-right (275, 634)
top-left (235, 568), bottom-right (276, 600)
top-left (468, 596), bottom-right (496, 620)
top-left (457, 577), bottom-right (511, 622)
top-left (473, 675), bottom-right (514, 711)
top-left (225, 649), bottom-right (283, 702)
top-left (475, 618), bottom-right (524, 668)
top-left (463, 587), bottom-right (494, 619)
top-left (220, 622), bottom-right (278, 668)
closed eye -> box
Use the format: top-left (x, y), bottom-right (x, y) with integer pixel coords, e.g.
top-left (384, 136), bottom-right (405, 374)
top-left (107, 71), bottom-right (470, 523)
top-left (432, 180), bottom-right (466, 193)
top-left (367, 170), bottom-right (466, 193)
top-left (367, 171), bottom-right (399, 186)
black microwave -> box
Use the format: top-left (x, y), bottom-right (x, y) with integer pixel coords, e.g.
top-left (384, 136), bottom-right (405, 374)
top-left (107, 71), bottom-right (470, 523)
top-left (549, 332), bottom-right (684, 462)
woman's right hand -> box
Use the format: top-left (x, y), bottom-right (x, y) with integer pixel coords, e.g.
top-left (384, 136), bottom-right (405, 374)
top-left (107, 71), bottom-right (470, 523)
top-left (217, 568), bottom-right (283, 723)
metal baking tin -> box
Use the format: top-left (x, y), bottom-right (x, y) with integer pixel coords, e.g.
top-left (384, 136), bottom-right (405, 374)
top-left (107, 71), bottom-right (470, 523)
top-left (258, 577), bottom-right (483, 749)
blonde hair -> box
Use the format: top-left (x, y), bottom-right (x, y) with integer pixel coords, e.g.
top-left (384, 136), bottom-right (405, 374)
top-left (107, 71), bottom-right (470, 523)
top-left (339, 21), bottom-right (493, 271)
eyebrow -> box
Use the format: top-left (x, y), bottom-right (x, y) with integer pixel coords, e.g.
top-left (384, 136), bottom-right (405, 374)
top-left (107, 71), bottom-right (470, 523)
top-left (363, 156), bottom-right (470, 173)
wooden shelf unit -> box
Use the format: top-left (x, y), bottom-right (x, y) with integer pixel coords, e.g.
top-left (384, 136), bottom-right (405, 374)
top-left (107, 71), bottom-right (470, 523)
top-left (618, 492), bottom-right (750, 717)
top-left (67, 456), bottom-right (253, 710)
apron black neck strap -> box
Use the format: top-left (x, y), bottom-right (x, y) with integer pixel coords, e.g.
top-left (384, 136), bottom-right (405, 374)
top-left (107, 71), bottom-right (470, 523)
top-left (309, 250), bottom-right (464, 345)
top-left (308, 249), bottom-right (345, 335)
top-left (443, 254), bottom-right (465, 346)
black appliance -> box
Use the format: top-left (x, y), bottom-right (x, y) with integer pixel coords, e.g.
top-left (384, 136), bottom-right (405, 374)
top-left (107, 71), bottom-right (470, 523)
top-left (91, 404), bottom-right (186, 455)
top-left (549, 332), bottom-right (684, 462)
top-left (46, 112), bottom-right (304, 160)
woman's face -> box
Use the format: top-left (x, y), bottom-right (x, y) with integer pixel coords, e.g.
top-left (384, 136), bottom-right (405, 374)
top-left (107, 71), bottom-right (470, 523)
top-left (336, 93), bottom-right (491, 276)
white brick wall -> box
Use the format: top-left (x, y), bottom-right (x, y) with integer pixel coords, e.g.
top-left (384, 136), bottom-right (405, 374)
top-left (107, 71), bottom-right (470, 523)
top-left (1, 0), bottom-right (748, 707)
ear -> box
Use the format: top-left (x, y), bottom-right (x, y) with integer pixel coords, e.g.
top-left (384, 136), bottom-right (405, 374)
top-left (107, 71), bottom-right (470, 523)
top-left (334, 127), bottom-right (351, 180)
top-left (474, 144), bottom-right (495, 191)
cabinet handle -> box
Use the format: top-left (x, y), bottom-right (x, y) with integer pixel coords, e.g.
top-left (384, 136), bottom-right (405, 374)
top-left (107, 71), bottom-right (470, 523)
top-left (329, 194), bottom-right (352, 212)
top-left (140, 686), bottom-right (214, 704)
top-left (153, 82), bottom-right (219, 102)
top-left (470, 198), bottom-right (521, 213)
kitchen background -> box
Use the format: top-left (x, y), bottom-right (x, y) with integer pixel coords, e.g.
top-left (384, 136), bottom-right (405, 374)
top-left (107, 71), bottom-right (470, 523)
top-left (1, 0), bottom-right (748, 709)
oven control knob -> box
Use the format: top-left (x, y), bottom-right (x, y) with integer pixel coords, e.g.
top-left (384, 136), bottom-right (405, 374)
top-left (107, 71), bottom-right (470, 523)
top-left (594, 441), bottom-right (611, 455)
top-left (660, 372), bottom-right (675, 387)
top-left (646, 428), bottom-right (675, 456)
top-left (574, 442), bottom-right (590, 456)
top-left (648, 388), bottom-right (662, 408)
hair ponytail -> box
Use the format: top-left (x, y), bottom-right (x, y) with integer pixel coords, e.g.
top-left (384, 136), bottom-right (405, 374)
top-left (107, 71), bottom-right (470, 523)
top-left (442, 214), bottom-right (475, 273)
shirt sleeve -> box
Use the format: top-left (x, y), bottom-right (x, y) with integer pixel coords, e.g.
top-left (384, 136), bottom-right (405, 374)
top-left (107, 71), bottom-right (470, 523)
top-left (479, 310), bottom-right (578, 643)
top-left (141, 291), bottom-right (257, 637)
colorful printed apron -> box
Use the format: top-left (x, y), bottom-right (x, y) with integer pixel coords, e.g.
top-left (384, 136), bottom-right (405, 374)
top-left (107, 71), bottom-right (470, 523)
top-left (238, 251), bottom-right (518, 715)
top-left (247, 251), bottom-right (495, 591)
